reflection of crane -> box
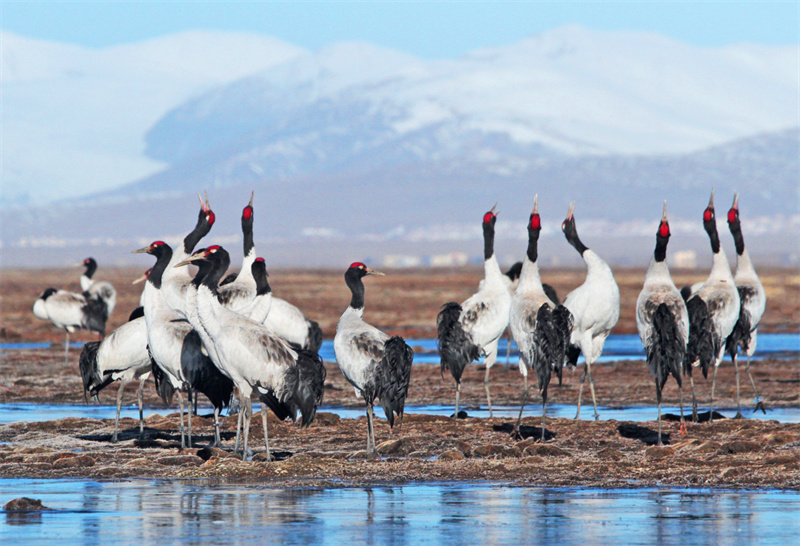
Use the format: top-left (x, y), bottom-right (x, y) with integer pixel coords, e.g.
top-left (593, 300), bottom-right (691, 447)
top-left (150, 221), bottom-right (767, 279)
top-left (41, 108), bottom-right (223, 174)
top-left (334, 263), bottom-right (414, 457)
top-left (78, 307), bottom-right (153, 442)
top-left (725, 193), bottom-right (767, 417)
top-left (561, 202), bottom-right (620, 420)
top-left (509, 196), bottom-right (572, 439)
top-left (178, 246), bottom-right (326, 460)
top-left (438, 205), bottom-right (511, 418)
top-left (636, 203), bottom-right (688, 446)
top-left (684, 190), bottom-right (740, 422)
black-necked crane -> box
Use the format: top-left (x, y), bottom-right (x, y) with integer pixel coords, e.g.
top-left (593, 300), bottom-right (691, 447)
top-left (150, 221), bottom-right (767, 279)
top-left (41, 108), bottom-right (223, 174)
top-left (177, 246), bottom-right (326, 460)
top-left (160, 193), bottom-right (216, 316)
top-left (685, 190), bottom-right (740, 422)
top-left (725, 193), bottom-right (767, 417)
top-left (237, 257), bottom-right (273, 323)
top-left (334, 262), bottom-right (414, 457)
top-left (78, 306), bottom-right (153, 442)
top-left (217, 192), bottom-right (259, 311)
top-left (508, 196), bottom-right (573, 439)
top-left (33, 287), bottom-right (107, 365)
top-left (437, 204), bottom-right (512, 418)
top-left (636, 202), bottom-right (688, 446)
top-left (77, 257), bottom-right (117, 320)
top-left (561, 202), bottom-right (620, 420)
top-left (133, 240), bottom-right (234, 448)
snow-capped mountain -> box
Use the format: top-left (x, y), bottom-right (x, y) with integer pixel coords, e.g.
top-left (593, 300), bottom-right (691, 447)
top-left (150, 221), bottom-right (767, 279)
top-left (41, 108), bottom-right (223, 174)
top-left (1, 26), bottom-right (798, 267)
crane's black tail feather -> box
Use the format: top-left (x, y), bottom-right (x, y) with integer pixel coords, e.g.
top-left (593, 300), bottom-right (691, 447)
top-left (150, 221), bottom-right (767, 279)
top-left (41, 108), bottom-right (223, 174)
top-left (533, 304), bottom-right (573, 390)
top-left (78, 341), bottom-right (103, 398)
top-left (305, 320), bottom-right (323, 353)
top-left (686, 296), bottom-right (718, 378)
top-left (268, 348), bottom-right (326, 427)
top-left (725, 292), bottom-right (752, 360)
top-left (378, 336), bottom-right (414, 428)
top-left (180, 330), bottom-right (234, 412)
top-left (437, 302), bottom-right (481, 384)
top-left (647, 303), bottom-right (685, 391)
top-left (81, 295), bottom-right (108, 336)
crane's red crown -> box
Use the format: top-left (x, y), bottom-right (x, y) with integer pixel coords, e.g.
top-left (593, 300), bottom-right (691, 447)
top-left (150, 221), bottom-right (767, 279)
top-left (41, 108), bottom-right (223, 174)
top-left (243, 207), bottom-right (253, 221)
top-left (255, 257), bottom-right (265, 263)
top-left (349, 262), bottom-right (367, 270)
top-left (703, 208), bottom-right (714, 222)
top-left (727, 208), bottom-right (738, 224)
top-left (658, 221), bottom-right (670, 238)
top-left (531, 214), bottom-right (541, 230)
top-left (483, 211), bottom-right (496, 224)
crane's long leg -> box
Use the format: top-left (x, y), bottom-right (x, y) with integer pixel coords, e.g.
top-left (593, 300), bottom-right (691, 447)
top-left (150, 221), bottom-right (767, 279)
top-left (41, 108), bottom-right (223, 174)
top-left (541, 385), bottom-right (549, 442)
top-left (689, 374), bottom-right (698, 422)
top-left (504, 331), bottom-right (513, 369)
top-left (213, 407), bottom-right (221, 447)
top-left (137, 377), bottom-right (146, 438)
top-left (656, 380), bottom-right (663, 447)
top-left (513, 375), bottom-right (529, 436)
top-left (586, 361), bottom-right (599, 421)
top-left (64, 331), bottom-right (70, 366)
top-left (575, 367), bottom-right (586, 419)
top-left (112, 378), bottom-right (129, 443)
top-left (744, 354), bottom-right (765, 413)
top-left (177, 391), bottom-right (186, 449)
top-left (733, 354), bottom-right (743, 419)
top-left (186, 389), bottom-right (193, 449)
top-left (710, 362), bottom-right (719, 424)
top-left (366, 404), bottom-right (378, 458)
top-left (484, 366), bottom-right (493, 419)
top-left (484, 342), bottom-right (499, 418)
top-left (261, 403), bottom-right (271, 461)
top-left (234, 408), bottom-right (242, 454)
top-left (241, 394), bottom-right (251, 459)
top-left (453, 382), bottom-right (461, 419)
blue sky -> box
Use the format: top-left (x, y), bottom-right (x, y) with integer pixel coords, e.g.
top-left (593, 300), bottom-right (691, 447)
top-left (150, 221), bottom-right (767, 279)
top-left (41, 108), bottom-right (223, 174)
top-left (2, 1), bottom-right (798, 58)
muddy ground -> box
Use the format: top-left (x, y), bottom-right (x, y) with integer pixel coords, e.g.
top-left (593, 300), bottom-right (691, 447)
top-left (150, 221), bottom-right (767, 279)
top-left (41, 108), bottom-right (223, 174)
top-left (0, 266), bottom-right (798, 488)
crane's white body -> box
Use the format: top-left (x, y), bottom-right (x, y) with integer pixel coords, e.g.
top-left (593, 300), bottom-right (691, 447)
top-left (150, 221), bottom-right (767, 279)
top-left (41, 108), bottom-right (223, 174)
top-left (264, 296), bottom-right (316, 347)
top-left (636, 260), bottom-right (689, 350)
top-left (334, 306), bottom-right (390, 391)
top-left (33, 290), bottom-right (86, 333)
top-left (694, 250), bottom-right (740, 368)
top-left (460, 255), bottom-right (512, 362)
top-left (733, 249), bottom-right (766, 358)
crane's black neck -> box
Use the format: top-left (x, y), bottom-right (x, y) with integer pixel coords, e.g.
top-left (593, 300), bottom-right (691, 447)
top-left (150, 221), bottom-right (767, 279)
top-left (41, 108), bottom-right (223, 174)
top-left (654, 232), bottom-right (669, 263)
top-left (147, 245), bottom-right (173, 290)
top-left (345, 267), bottom-right (367, 310)
top-left (252, 261), bottom-right (271, 296)
top-left (703, 213), bottom-right (721, 254)
top-left (562, 218), bottom-right (588, 256)
top-left (83, 259), bottom-right (97, 279)
top-left (190, 258), bottom-right (213, 290)
top-left (242, 210), bottom-right (254, 258)
top-left (527, 219), bottom-right (540, 263)
top-left (729, 218), bottom-right (745, 256)
top-left (183, 209), bottom-right (213, 255)
top-left (202, 249), bottom-right (231, 298)
top-left (483, 217), bottom-right (496, 260)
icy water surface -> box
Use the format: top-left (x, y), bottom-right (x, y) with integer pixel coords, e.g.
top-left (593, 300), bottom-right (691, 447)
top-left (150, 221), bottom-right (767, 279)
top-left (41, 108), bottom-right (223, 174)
top-left (2, 402), bottom-right (798, 426)
top-left (3, 333), bottom-right (798, 363)
top-left (1, 479), bottom-right (798, 545)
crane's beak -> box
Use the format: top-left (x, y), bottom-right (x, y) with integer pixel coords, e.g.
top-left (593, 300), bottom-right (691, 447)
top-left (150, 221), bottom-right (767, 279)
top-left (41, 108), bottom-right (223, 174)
top-left (489, 202), bottom-right (499, 216)
top-left (198, 191), bottom-right (211, 213)
top-left (131, 273), bottom-right (147, 285)
top-left (174, 254), bottom-right (205, 268)
top-left (731, 192), bottom-right (739, 210)
top-left (365, 267), bottom-right (385, 277)
top-left (661, 200), bottom-right (668, 222)
top-left (248, 190), bottom-right (254, 207)
top-left (532, 194), bottom-right (539, 215)
top-left (132, 245), bottom-right (152, 254)
top-left (566, 201), bottom-right (575, 221)
top-left (707, 188), bottom-right (715, 208)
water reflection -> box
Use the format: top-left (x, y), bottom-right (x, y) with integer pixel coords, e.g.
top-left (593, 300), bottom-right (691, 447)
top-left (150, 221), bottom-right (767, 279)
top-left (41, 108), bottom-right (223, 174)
top-left (2, 479), bottom-right (798, 545)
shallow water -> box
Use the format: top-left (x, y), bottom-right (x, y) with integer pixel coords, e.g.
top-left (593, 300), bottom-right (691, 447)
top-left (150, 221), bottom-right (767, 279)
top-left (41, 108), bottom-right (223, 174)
top-left (3, 333), bottom-right (798, 364)
top-left (2, 402), bottom-right (797, 426)
top-left (1, 479), bottom-right (798, 545)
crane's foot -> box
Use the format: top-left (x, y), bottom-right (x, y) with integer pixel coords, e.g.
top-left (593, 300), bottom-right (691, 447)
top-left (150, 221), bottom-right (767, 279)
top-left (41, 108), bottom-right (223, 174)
top-left (733, 411), bottom-right (744, 420)
top-left (754, 400), bottom-right (768, 414)
top-left (509, 427), bottom-right (523, 441)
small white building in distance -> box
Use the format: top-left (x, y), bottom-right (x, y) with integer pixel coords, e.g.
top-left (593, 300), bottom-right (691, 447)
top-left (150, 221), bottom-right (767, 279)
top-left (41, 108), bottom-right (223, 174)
top-left (429, 252), bottom-right (470, 267)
